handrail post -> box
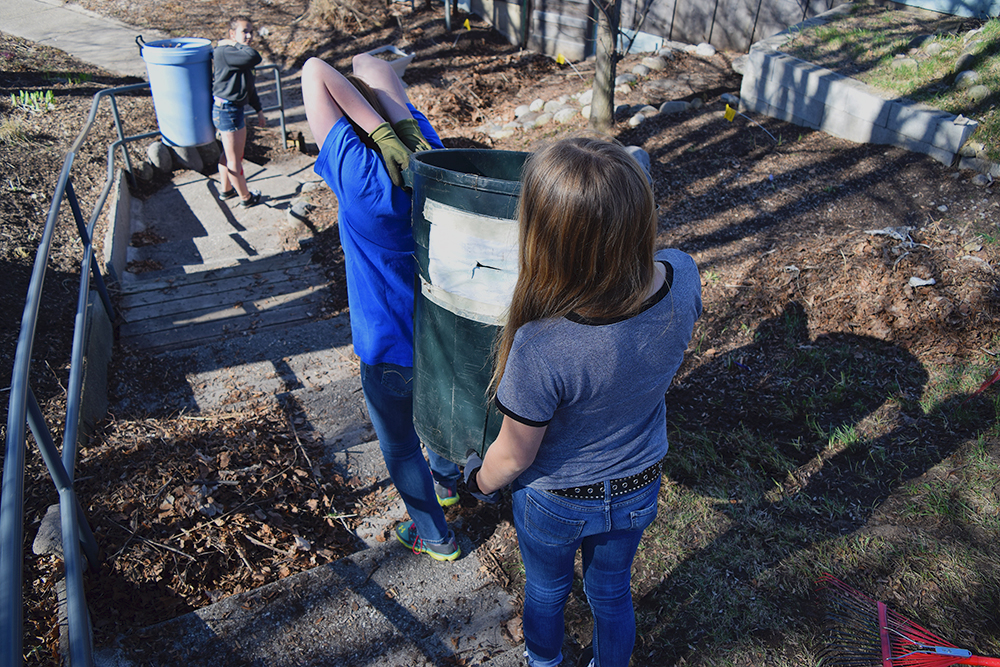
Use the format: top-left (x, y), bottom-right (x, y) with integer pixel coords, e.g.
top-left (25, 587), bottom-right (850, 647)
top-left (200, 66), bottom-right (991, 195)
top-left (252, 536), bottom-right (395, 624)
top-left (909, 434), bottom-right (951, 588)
top-left (274, 67), bottom-right (287, 146)
top-left (26, 389), bottom-right (100, 568)
top-left (108, 94), bottom-right (137, 188)
top-left (0, 420), bottom-right (27, 667)
top-left (59, 486), bottom-right (95, 667)
top-left (66, 179), bottom-right (115, 322)
top-left (255, 64), bottom-right (287, 149)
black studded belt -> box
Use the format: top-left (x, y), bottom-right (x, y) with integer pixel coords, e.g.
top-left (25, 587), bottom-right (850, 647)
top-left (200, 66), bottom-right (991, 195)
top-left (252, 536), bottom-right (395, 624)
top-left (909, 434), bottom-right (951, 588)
top-left (547, 460), bottom-right (663, 499)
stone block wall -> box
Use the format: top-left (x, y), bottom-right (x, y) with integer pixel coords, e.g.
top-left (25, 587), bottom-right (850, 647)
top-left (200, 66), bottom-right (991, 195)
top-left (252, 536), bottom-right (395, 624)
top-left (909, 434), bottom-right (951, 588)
top-left (739, 7), bottom-right (979, 166)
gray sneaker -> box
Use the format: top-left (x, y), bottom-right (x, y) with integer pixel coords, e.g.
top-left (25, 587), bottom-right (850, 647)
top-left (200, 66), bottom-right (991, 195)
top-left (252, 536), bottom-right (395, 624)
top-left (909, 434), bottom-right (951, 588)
top-left (434, 482), bottom-right (460, 507)
top-left (239, 190), bottom-right (262, 208)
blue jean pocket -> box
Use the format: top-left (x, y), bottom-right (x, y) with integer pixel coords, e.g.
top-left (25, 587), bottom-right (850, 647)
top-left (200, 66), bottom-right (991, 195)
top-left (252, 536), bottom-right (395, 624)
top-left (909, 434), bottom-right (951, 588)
top-left (362, 362), bottom-right (413, 399)
top-left (378, 366), bottom-right (412, 398)
top-left (629, 500), bottom-right (658, 531)
top-left (212, 102), bottom-right (244, 132)
top-left (523, 493), bottom-right (585, 546)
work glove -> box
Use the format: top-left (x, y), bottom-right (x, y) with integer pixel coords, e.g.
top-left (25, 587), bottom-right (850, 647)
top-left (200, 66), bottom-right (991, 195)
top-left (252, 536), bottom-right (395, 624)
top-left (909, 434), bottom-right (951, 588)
top-left (392, 118), bottom-right (433, 153)
top-left (368, 122), bottom-right (411, 188)
top-left (464, 451), bottom-right (499, 504)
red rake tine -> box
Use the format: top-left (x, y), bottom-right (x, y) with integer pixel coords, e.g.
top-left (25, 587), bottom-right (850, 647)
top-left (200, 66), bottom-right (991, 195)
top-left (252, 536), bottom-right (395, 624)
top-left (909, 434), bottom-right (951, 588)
top-left (817, 574), bottom-right (1000, 667)
top-left (963, 367), bottom-right (1000, 405)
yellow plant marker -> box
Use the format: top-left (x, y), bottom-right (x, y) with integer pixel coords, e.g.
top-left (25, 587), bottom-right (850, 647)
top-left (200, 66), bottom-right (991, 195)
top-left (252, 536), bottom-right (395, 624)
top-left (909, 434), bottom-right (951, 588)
top-left (464, 18), bottom-right (471, 30)
top-left (724, 104), bottom-right (737, 122)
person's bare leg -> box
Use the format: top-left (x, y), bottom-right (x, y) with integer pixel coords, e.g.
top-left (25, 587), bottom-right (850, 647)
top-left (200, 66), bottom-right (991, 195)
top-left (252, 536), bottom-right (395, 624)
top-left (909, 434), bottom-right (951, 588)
top-left (217, 151), bottom-right (232, 194)
top-left (219, 128), bottom-right (250, 199)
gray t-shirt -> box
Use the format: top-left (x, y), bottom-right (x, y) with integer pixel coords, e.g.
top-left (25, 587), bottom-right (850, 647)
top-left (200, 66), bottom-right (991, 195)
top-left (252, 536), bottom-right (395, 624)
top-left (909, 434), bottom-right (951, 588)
top-left (495, 248), bottom-right (702, 490)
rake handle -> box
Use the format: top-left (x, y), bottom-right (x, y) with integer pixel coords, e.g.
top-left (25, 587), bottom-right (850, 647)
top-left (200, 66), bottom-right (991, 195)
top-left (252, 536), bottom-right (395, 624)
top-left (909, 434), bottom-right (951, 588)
top-left (879, 602), bottom-right (892, 667)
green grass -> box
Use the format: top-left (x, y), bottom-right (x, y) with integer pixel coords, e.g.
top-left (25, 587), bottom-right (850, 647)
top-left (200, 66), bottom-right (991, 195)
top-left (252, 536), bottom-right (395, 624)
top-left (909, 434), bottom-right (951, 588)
top-left (783, 5), bottom-right (1000, 161)
top-left (632, 302), bottom-right (1000, 665)
top-left (867, 19), bottom-right (1000, 160)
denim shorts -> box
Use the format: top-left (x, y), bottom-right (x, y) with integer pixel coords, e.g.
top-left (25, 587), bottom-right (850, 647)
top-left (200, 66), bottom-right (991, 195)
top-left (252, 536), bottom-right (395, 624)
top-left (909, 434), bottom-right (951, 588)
top-left (212, 100), bottom-right (244, 132)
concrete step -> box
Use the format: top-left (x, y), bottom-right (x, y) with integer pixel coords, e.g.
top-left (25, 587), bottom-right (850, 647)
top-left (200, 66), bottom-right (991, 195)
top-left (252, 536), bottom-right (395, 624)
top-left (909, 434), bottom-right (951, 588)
top-left (118, 249), bottom-right (331, 353)
top-left (95, 536), bottom-right (524, 667)
top-left (118, 309), bottom-right (355, 406)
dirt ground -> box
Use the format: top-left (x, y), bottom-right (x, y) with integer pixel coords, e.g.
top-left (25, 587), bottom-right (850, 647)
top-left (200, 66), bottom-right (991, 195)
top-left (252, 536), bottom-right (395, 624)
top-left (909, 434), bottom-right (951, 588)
top-left (2, 1), bottom-right (999, 665)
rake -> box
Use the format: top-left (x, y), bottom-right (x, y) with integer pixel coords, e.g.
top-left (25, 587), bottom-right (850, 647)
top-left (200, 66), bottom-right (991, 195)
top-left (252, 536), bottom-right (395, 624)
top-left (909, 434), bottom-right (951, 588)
top-left (817, 573), bottom-right (1000, 667)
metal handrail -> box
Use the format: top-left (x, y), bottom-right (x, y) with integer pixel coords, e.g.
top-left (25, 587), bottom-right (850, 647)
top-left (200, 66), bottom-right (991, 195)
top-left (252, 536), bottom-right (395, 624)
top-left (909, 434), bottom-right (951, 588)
top-left (0, 74), bottom-right (288, 666)
top-left (256, 64), bottom-right (288, 145)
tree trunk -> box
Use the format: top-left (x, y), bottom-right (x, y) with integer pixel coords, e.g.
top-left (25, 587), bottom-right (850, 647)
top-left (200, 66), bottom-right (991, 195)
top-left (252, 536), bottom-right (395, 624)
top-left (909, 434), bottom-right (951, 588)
top-left (588, 0), bottom-right (622, 132)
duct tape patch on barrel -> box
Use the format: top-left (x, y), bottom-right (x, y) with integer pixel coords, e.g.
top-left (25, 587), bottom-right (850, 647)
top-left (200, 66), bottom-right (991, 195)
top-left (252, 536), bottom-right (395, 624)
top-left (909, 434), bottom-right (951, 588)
top-left (422, 198), bottom-right (518, 325)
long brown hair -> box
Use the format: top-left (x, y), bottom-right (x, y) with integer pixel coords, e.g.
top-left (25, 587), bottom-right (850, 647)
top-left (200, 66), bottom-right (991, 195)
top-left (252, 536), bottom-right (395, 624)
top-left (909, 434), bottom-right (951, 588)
top-left (490, 135), bottom-right (656, 392)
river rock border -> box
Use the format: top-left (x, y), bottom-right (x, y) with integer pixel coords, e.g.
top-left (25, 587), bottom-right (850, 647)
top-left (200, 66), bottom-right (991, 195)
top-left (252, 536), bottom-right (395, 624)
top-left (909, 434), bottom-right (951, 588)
top-left (479, 41), bottom-right (720, 140)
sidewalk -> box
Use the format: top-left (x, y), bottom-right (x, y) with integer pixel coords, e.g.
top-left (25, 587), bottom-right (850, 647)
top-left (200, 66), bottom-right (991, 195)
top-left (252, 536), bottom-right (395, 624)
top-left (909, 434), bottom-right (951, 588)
top-left (0, 0), bottom-right (168, 78)
top-left (1, 2), bottom-right (525, 665)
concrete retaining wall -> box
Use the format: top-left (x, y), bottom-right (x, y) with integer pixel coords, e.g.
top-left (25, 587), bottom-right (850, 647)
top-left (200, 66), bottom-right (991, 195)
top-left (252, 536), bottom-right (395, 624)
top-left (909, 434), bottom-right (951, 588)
top-left (80, 291), bottom-right (113, 440)
top-left (74, 167), bottom-right (132, 445)
top-left (739, 6), bottom-right (979, 166)
top-left (104, 167), bottom-right (131, 283)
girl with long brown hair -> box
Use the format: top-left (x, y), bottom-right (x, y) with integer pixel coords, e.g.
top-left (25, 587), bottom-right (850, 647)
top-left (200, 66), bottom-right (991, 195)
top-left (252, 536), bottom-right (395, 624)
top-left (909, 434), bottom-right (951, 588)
top-left (465, 136), bottom-right (703, 667)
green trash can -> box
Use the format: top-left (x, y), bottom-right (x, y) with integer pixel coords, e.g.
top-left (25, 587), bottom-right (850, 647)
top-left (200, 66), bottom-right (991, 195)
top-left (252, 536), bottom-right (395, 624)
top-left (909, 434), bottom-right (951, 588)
top-left (408, 149), bottom-right (529, 464)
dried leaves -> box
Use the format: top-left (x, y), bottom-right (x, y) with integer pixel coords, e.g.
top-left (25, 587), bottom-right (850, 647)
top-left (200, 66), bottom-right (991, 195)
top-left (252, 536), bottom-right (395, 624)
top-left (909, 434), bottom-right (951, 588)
top-left (61, 401), bottom-right (386, 643)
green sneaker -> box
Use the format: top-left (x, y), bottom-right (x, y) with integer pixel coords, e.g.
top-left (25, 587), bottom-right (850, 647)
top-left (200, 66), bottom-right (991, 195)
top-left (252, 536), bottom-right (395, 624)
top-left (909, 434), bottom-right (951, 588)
top-left (435, 482), bottom-right (460, 507)
top-left (394, 521), bottom-right (460, 561)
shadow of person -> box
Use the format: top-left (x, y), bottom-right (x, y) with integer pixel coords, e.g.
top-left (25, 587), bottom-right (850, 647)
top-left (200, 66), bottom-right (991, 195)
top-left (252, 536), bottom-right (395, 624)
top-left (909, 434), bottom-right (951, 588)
top-left (628, 301), bottom-right (993, 665)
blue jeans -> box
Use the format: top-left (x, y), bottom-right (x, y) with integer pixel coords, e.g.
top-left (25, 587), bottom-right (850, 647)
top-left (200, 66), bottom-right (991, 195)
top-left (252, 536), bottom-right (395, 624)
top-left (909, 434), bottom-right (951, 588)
top-left (359, 361), bottom-right (460, 546)
top-left (512, 478), bottom-right (661, 667)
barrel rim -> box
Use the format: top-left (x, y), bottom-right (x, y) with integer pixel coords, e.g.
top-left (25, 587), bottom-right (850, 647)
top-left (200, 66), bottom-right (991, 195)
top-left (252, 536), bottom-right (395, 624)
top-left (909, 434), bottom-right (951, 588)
top-left (143, 37), bottom-right (212, 49)
top-left (141, 38), bottom-right (213, 62)
top-left (409, 148), bottom-right (527, 196)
